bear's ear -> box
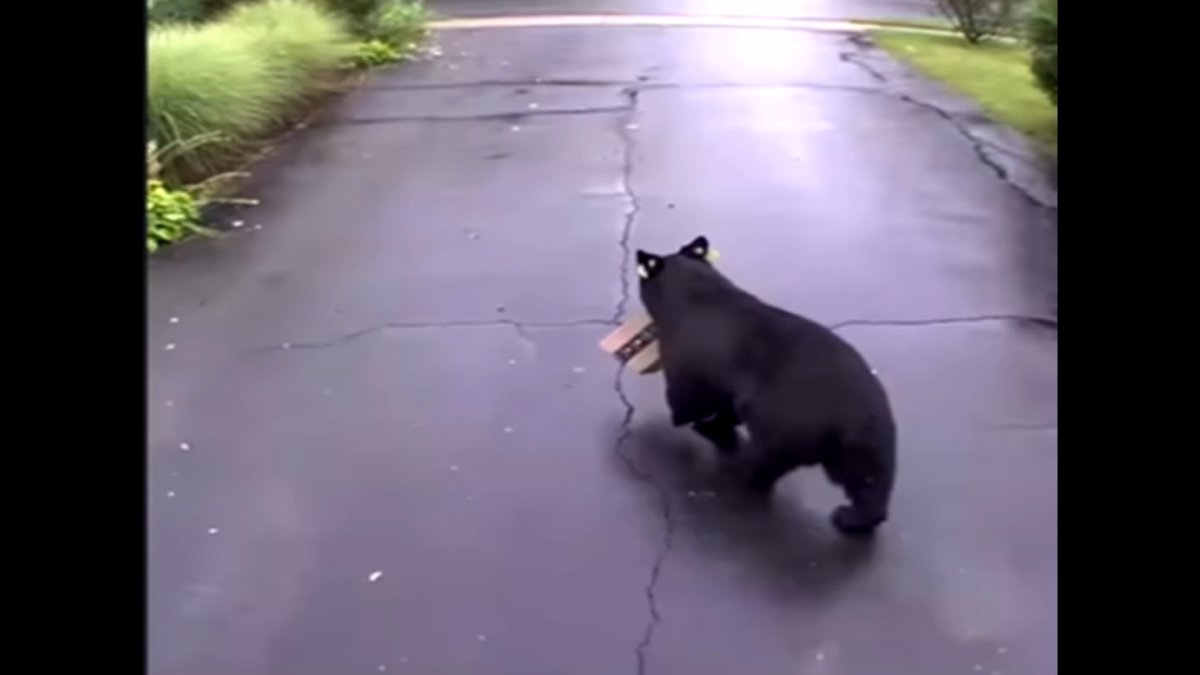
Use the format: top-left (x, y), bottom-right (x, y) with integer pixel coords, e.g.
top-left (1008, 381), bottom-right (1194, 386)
top-left (636, 250), bottom-right (663, 280)
top-left (679, 236), bottom-right (710, 261)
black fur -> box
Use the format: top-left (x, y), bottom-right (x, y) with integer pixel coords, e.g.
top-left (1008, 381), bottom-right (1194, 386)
top-left (636, 236), bottom-right (897, 536)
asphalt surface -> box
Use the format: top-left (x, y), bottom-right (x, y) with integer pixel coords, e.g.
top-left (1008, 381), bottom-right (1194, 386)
top-left (147, 10), bottom-right (1058, 675)
top-left (428, 0), bottom-right (943, 22)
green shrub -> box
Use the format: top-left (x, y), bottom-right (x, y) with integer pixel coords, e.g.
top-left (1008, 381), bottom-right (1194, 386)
top-left (351, 40), bottom-right (401, 67)
top-left (362, 0), bottom-right (430, 51)
top-left (147, 179), bottom-right (208, 252)
top-left (147, 0), bottom-right (352, 179)
top-left (148, 0), bottom-right (249, 24)
top-left (1026, 0), bottom-right (1057, 104)
top-left (148, 0), bottom-right (208, 24)
top-left (314, 0), bottom-right (381, 29)
top-left (934, 0), bottom-right (1017, 43)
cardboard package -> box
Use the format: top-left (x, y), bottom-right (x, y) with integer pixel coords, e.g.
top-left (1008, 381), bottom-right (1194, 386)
top-left (599, 247), bottom-right (719, 375)
top-left (598, 313), bottom-right (662, 374)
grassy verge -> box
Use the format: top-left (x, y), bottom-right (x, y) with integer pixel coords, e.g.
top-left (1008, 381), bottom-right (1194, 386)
top-left (871, 30), bottom-right (1056, 156)
top-left (147, 0), bottom-right (432, 252)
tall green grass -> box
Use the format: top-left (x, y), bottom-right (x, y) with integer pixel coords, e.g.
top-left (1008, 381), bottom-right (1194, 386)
top-left (147, 0), bottom-right (353, 180)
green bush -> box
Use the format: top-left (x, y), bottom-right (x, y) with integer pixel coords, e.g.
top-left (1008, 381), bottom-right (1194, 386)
top-left (147, 179), bottom-right (208, 252)
top-left (147, 0), bottom-right (352, 179)
top-left (314, 0), bottom-right (381, 28)
top-left (148, 0), bottom-right (208, 24)
top-left (351, 40), bottom-right (401, 67)
top-left (148, 0), bottom-right (248, 24)
top-left (362, 0), bottom-right (430, 51)
top-left (934, 0), bottom-right (1018, 43)
top-left (1026, 0), bottom-right (1057, 104)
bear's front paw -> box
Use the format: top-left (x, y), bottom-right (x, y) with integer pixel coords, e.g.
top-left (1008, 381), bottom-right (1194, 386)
top-left (831, 505), bottom-right (884, 536)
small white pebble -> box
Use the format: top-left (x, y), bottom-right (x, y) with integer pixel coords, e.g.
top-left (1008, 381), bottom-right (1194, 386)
top-left (997, 647), bottom-right (1007, 655)
top-left (166, 400), bottom-right (175, 407)
top-left (871, 368), bottom-right (879, 375)
top-left (167, 491), bottom-right (176, 498)
top-left (503, 427), bottom-right (513, 434)
top-left (816, 652), bottom-right (825, 661)
top-left (368, 571), bottom-right (383, 582)
top-left (510, 125), bottom-right (521, 132)
top-left (448, 63), bottom-right (459, 70)
top-left (528, 103), bottom-right (539, 109)
top-left (207, 528), bottom-right (219, 535)
top-left (378, 666), bottom-right (387, 672)
top-left (477, 634), bottom-right (487, 642)
top-left (974, 666), bottom-right (983, 672)
top-left (164, 343), bottom-right (176, 351)
top-left (281, 342), bottom-right (291, 349)
top-left (253, 224), bottom-right (263, 231)
top-left (179, 442), bottom-right (191, 451)
top-left (571, 366), bottom-right (586, 374)
top-left (232, 220), bottom-right (244, 228)
top-left (169, 316), bottom-right (180, 324)
top-left (507, 359), bottom-right (517, 365)
top-left (450, 465), bottom-right (459, 471)
top-left (625, 123), bottom-right (639, 130)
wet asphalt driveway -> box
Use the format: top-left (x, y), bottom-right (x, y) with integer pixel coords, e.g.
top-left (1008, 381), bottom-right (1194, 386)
top-left (147, 9), bottom-right (1057, 675)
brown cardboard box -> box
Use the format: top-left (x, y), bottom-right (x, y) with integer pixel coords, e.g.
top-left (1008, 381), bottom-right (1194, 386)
top-left (600, 247), bottom-right (718, 374)
top-left (598, 313), bottom-right (662, 374)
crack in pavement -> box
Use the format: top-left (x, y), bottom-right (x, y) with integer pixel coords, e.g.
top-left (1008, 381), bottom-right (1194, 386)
top-left (365, 77), bottom-right (883, 96)
top-left (258, 318), bottom-right (617, 351)
top-left (613, 86), bottom-right (642, 324)
top-left (610, 84), bottom-right (672, 675)
top-left (364, 78), bottom-right (638, 90)
top-left (323, 105), bottom-right (632, 127)
top-left (827, 313), bottom-right (1058, 332)
top-left (837, 34), bottom-right (1057, 212)
top-left (610, 363), bottom-right (674, 675)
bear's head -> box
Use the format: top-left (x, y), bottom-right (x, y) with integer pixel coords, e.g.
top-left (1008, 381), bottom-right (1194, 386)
top-left (635, 235), bottom-right (714, 282)
top-left (634, 236), bottom-right (725, 321)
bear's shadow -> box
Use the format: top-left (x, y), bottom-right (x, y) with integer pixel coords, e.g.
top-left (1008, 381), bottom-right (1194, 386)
top-left (616, 419), bottom-right (880, 605)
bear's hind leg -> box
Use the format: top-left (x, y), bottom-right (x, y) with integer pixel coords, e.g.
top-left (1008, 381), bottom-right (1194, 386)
top-left (822, 447), bottom-right (894, 537)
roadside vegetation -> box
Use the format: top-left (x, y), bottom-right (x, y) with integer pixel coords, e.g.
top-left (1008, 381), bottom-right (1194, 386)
top-left (870, 0), bottom-right (1057, 157)
top-left (146, 0), bottom-right (432, 252)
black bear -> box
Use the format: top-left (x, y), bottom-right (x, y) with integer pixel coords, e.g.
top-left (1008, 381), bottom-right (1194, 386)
top-left (636, 236), bottom-right (896, 535)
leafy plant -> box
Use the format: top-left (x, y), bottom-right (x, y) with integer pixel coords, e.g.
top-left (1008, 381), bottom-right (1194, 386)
top-left (147, 179), bottom-right (210, 252)
top-left (363, 0), bottom-right (430, 53)
top-left (351, 40), bottom-right (401, 67)
top-left (148, 0), bottom-right (208, 24)
top-left (1026, 0), bottom-right (1057, 104)
top-left (934, 0), bottom-right (1017, 43)
top-left (314, 0), bottom-right (382, 29)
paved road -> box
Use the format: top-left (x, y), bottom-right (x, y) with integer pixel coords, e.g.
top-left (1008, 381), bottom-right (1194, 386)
top-left (428, 0), bottom-right (942, 22)
top-left (148, 8), bottom-right (1057, 675)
